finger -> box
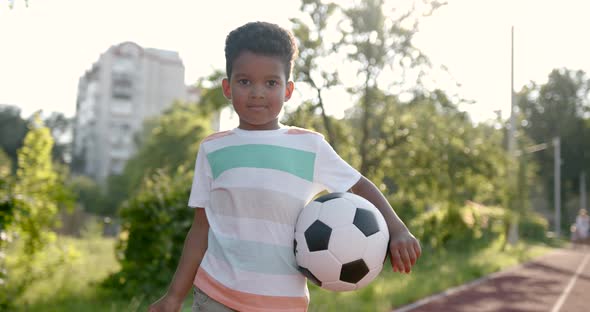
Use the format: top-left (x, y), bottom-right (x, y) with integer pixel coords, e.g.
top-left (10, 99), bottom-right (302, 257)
top-left (389, 257), bottom-right (398, 272)
top-left (390, 248), bottom-right (405, 273)
top-left (407, 247), bottom-right (418, 266)
top-left (399, 248), bottom-right (412, 273)
top-left (413, 240), bottom-right (422, 259)
top-left (388, 250), bottom-right (398, 272)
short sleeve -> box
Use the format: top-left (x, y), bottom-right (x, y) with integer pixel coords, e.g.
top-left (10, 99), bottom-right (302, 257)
top-left (188, 145), bottom-right (212, 209)
top-left (315, 137), bottom-right (361, 192)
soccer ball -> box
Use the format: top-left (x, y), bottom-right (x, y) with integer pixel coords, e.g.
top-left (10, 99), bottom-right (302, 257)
top-left (294, 192), bottom-right (390, 292)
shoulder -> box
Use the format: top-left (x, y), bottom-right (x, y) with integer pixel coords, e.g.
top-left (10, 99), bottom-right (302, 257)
top-left (285, 126), bottom-right (323, 137)
top-left (202, 130), bottom-right (235, 143)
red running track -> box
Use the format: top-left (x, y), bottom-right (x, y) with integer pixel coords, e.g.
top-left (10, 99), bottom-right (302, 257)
top-left (395, 246), bottom-right (590, 312)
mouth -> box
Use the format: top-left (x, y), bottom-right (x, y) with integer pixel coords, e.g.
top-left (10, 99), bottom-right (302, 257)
top-left (247, 105), bottom-right (267, 111)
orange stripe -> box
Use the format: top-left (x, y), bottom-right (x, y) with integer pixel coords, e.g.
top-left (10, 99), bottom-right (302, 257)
top-left (286, 128), bottom-right (320, 136)
top-left (194, 268), bottom-right (309, 312)
top-left (203, 130), bottom-right (234, 142)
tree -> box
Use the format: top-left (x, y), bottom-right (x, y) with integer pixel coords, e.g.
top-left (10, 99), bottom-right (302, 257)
top-left (43, 112), bottom-right (73, 164)
top-left (282, 101), bottom-right (359, 165)
top-left (69, 175), bottom-right (106, 215)
top-left (0, 105), bottom-right (28, 173)
top-left (0, 107), bottom-right (73, 172)
top-left (122, 101), bottom-right (213, 198)
top-left (291, 0), bottom-right (342, 150)
top-left (340, 0), bottom-right (444, 175)
top-left (345, 90), bottom-right (512, 217)
top-left (1, 115), bottom-right (74, 308)
top-left (14, 116), bottom-right (60, 254)
top-left (101, 99), bottom-right (217, 297)
top-left (193, 70), bottom-right (230, 116)
top-left (0, 149), bottom-right (14, 308)
top-left (517, 68), bottom-right (590, 225)
top-left (102, 168), bottom-right (194, 298)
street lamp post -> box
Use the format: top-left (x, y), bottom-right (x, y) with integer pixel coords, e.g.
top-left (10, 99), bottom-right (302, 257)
top-left (581, 171), bottom-right (587, 212)
top-left (553, 137), bottom-right (561, 236)
top-left (517, 139), bottom-right (561, 236)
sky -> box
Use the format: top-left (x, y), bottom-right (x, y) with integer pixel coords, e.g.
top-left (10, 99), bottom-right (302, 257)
top-left (1, 0), bottom-right (590, 123)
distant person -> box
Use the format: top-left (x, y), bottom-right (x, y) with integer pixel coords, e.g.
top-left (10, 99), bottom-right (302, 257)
top-left (574, 208), bottom-right (589, 243)
top-left (148, 21), bottom-right (421, 312)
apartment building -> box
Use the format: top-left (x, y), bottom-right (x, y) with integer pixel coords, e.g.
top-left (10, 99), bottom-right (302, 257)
top-left (72, 41), bottom-right (188, 182)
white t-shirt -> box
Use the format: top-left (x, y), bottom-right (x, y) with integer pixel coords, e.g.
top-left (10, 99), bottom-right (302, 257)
top-left (188, 126), bottom-right (361, 312)
top-left (576, 215), bottom-right (589, 238)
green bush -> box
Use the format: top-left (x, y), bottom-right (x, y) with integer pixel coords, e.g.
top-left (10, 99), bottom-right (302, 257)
top-left (409, 203), bottom-right (507, 249)
top-left (102, 167), bottom-right (194, 299)
top-left (519, 212), bottom-right (549, 241)
top-left (0, 118), bottom-right (75, 310)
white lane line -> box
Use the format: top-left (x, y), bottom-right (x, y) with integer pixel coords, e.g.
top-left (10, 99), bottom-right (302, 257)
top-left (551, 253), bottom-right (590, 312)
top-left (393, 250), bottom-right (574, 312)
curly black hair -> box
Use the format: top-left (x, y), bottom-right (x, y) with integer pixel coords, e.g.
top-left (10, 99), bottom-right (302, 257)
top-left (225, 21), bottom-right (298, 81)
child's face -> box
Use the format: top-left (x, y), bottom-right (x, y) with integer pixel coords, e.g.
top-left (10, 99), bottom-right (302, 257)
top-left (222, 51), bottom-right (294, 130)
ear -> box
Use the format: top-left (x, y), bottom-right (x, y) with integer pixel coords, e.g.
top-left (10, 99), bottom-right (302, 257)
top-left (284, 81), bottom-right (295, 101)
top-left (222, 78), bottom-right (232, 100)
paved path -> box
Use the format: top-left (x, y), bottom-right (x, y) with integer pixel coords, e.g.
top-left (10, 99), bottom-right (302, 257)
top-left (395, 246), bottom-right (590, 312)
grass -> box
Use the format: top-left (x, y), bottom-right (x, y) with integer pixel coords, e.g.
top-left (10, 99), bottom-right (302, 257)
top-left (9, 233), bottom-right (192, 312)
top-left (9, 235), bottom-right (558, 312)
top-left (307, 238), bottom-right (556, 312)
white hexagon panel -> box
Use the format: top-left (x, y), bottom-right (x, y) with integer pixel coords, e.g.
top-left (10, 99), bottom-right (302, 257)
top-left (328, 226), bottom-right (368, 264)
top-left (355, 265), bottom-right (383, 290)
top-left (318, 198), bottom-right (357, 229)
top-left (303, 250), bottom-right (342, 284)
top-left (362, 231), bottom-right (389, 270)
top-left (322, 280), bottom-right (357, 292)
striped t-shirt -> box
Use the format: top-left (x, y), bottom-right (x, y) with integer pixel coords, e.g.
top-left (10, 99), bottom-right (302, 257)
top-left (188, 126), bottom-right (361, 312)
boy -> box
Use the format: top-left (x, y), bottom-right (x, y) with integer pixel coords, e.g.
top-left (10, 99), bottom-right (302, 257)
top-left (149, 21), bottom-right (421, 312)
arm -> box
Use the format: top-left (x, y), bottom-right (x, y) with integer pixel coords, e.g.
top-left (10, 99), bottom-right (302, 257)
top-left (149, 208), bottom-right (209, 312)
top-left (350, 176), bottom-right (421, 273)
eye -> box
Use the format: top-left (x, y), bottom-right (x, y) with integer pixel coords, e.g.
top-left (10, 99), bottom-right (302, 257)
top-left (238, 79), bottom-right (250, 85)
top-left (267, 80), bottom-right (279, 87)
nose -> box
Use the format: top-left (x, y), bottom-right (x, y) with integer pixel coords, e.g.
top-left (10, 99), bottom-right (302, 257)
top-left (250, 85), bottom-right (265, 99)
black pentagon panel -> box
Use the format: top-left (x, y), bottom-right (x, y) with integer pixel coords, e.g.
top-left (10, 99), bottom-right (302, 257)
top-left (340, 259), bottom-right (370, 284)
top-left (304, 220), bottom-right (332, 252)
top-left (353, 208), bottom-right (380, 237)
top-left (384, 240), bottom-right (390, 264)
top-left (293, 239), bottom-right (298, 254)
top-left (314, 192), bottom-right (346, 203)
top-left (299, 266), bottom-right (322, 286)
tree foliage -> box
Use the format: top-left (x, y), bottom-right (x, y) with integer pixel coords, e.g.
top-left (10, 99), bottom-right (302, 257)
top-left (43, 112), bottom-right (73, 165)
top-left (0, 116), bottom-right (74, 309)
top-left (0, 105), bottom-right (29, 173)
top-left (102, 0), bottom-right (555, 299)
top-left (0, 106), bottom-right (73, 172)
top-left (339, 0), bottom-right (443, 175)
top-left (121, 101), bottom-right (212, 202)
top-left (291, 0), bottom-right (342, 150)
top-left (102, 100), bottom-right (215, 296)
top-left (285, 0), bottom-right (516, 234)
top-left (517, 68), bottom-right (590, 224)
top-left (102, 168), bottom-right (194, 298)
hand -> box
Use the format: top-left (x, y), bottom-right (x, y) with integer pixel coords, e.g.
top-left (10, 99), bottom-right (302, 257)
top-left (388, 231), bottom-right (421, 274)
top-left (148, 294), bottom-right (183, 312)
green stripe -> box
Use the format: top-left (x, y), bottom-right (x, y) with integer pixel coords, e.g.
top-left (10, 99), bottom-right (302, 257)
top-left (207, 144), bottom-right (315, 181)
top-left (208, 231), bottom-right (299, 275)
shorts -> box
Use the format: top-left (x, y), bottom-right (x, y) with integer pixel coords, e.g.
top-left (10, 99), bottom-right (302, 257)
top-left (193, 287), bottom-right (235, 312)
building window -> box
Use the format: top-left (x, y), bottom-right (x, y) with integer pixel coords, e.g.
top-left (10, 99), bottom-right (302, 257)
top-left (110, 98), bottom-right (133, 115)
top-left (112, 76), bottom-right (133, 99)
